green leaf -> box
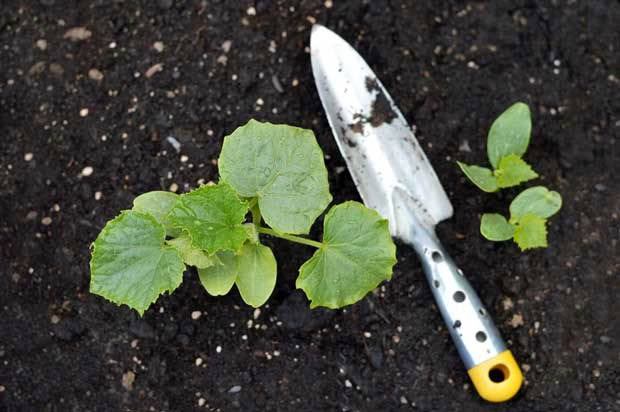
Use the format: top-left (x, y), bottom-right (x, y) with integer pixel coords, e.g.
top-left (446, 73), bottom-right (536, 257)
top-left (90, 211), bottom-right (185, 316)
top-left (457, 161), bottom-right (498, 192)
top-left (167, 233), bottom-right (215, 269)
top-left (513, 214), bottom-right (547, 250)
top-left (167, 183), bottom-right (249, 254)
top-left (219, 119), bottom-right (332, 235)
top-left (132, 191), bottom-right (180, 236)
top-left (198, 251), bottom-right (239, 296)
top-left (296, 201), bottom-right (397, 309)
top-left (234, 243), bottom-right (277, 307)
top-left (509, 186), bottom-right (562, 222)
top-left (487, 102), bottom-right (532, 168)
top-left (480, 213), bottom-right (516, 241)
top-left (495, 154), bottom-right (538, 188)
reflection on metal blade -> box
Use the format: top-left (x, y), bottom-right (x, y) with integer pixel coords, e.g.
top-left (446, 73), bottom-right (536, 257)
top-left (310, 24), bottom-right (452, 240)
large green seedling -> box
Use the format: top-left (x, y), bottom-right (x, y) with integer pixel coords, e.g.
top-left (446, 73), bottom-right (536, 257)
top-left (90, 120), bottom-right (397, 315)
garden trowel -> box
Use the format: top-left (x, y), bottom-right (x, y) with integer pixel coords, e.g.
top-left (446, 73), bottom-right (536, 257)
top-left (310, 24), bottom-right (523, 403)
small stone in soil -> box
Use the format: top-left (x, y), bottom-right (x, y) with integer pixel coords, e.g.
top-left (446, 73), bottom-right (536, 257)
top-left (24, 153), bottom-right (33, 161)
top-left (153, 41), bottom-right (165, 52)
top-left (81, 166), bottom-right (94, 176)
top-left (122, 371), bottom-right (135, 390)
top-left (191, 311), bottom-right (202, 320)
top-left (36, 39), bottom-right (48, 50)
top-left (80, 108), bottom-right (89, 117)
top-left (42, 217), bottom-right (52, 225)
top-left (88, 68), bottom-right (104, 81)
top-left (228, 385), bottom-right (241, 393)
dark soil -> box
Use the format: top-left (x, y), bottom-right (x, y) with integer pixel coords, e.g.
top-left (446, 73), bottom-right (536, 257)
top-left (1, 1), bottom-right (619, 411)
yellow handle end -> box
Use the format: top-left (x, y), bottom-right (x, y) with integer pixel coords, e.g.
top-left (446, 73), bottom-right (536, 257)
top-left (467, 350), bottom-right (523, 403)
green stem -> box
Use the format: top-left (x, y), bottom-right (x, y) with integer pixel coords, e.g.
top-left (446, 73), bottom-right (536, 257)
top-left (257, 227), bottom-right (323, 249)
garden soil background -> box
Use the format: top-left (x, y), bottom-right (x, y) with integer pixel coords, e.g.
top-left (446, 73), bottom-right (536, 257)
top-left (1, 1), bottom-right (619, 411)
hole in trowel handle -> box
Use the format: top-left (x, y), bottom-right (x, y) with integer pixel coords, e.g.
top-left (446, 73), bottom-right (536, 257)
top-left (488, 364), bottom-right (510, 383)
top-left (431, 251), bottom-right (443, 262)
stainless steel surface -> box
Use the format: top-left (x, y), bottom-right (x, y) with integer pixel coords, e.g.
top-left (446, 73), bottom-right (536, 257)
top-left (310, 24), bottom-right (452, 243)
top-left (311, 24), bottom-right (507, 369)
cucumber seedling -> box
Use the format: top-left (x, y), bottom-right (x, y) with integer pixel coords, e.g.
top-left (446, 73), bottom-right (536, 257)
top-left (457, 102), bottom-right (562, 250)
top-left (89, 120), bottom-right (397, 315)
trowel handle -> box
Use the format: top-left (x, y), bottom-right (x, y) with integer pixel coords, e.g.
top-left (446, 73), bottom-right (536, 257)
top-left (414, 238), bottom-right (522, 402)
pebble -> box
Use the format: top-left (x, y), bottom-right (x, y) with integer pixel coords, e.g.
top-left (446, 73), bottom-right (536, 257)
top-left (42, 217), bottom-right (53, 225)
top-left (145, 63), bottom-right (163, 78)
top-left (153, 41), bottom-right (165, 53)
top-left (216, 345), bottom-right (222, 353)
top-left (253, 308), bottom-right (261, 319)
top-left (198, 398), bottom-right (206, 406)
top-left (228, 385), bottom-right (241, 393)
top-left (94, 191), bottom-right (102, 200)
top-left (88, 68), bottom-right (104, 81)
top-left (509, 313), bottom-right (524, 328)
top-left (24, 153), bottom-right (33, 162)
top-left (122, 371), bottom-right (135, 391)
top-left (221, 40), bottom-right (232, 53)
top-left (246, 6), bottom-right (256, 15)
top-left (63, 27), bottom-right (92, 41)
top-left (26, 211), bottom-right (38, 220)
top-left (344, 379), bottom-right (352, 388)
top-left (0, 385), bottom-right (4, 392)
top-left (81, 166), bottom-right (94, 176)
top-left (35, 39), bottom-right (48, 50)
top-left (28, 61), bottom-right (46, 76)
top-left (169, 183), bottom-right (178, 192)
top-left (180, 155), bottom-right (189, 163)
top-left (191, 311), bottom-right (202, 320)
top-left (195, 357), bottom-right (203, 366)
top-left (79, 108), bottom-right (89, 117)
top-left (50, 314), bottom-right (60, 324)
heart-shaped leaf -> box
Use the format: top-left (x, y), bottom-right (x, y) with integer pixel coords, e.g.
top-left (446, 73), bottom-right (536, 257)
top-left (167, 183), bottom-right (249, 254)
top-left (219, 120), bottom-right (332, 234)
top-left (90, 211), bottom-right (185, 316)
top-left (296, 201), bottom-right (396, 309)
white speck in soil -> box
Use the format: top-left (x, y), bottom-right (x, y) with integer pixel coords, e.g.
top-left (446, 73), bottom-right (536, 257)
top-left (81, 166), bottom-right (94, 176)
top-left (246, 7), bottom-right (256, 15)
top-left (94, 191), bottom-right (102, 200)
top-left (195, 358), bottom-right (203, 366)
top-left (253, 308), bottom-right (261, 319)
top-left (63, 27), bottom-right (92, 41)
top-left (41, 217), bottom-right (52, 225)
top-left (221, 40), bottom-right (232, 53)
top-left (145, 63), bottom-right (163, 78)
top-left (50, 314), bottom-right (60, 324)
top-left (400, 396), bottom-right (408, 404)
top-left (0, 385), bottom-right (4, 392)
top-left (169, 183), bottom-right (178, 192)
top-left (344, 379), bottom-right (352, 388)
top-left (153, 41), bottom-right (165, 53)
top-left (228, 385), bottom-right (241, 393)
top-left (24, 152), bottom-right (33, 161)
top-left (88, 68), bottom-right (104, 81)
top-left (180, 155), bottom-right (189, 163)
top-left (35, 39), bottom-right (47, 50)
top-left (26, 211), bottom-right (38, 220)
top-left (325, 0), bottom-right (333, 8)
top-left (198, 398), bottom-right (206, 406)
top-left (122, 371), bottom-right (135, 391)
top-left (79, 108), bottom-right (89, 117)
top-left (191, 311), bottom-right (201, 320)
top-left (216, 345), bottom-right (222, 353)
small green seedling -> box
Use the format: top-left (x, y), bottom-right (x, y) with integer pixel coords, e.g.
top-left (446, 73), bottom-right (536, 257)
top-left (457, 102), bottom-right (538, 192)
top-left (90, 120), bottom-right (397, 315)
top-left (457, 102), bottom-right (562, 250)
top-left (481, 186), bottom-right (562, 250)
